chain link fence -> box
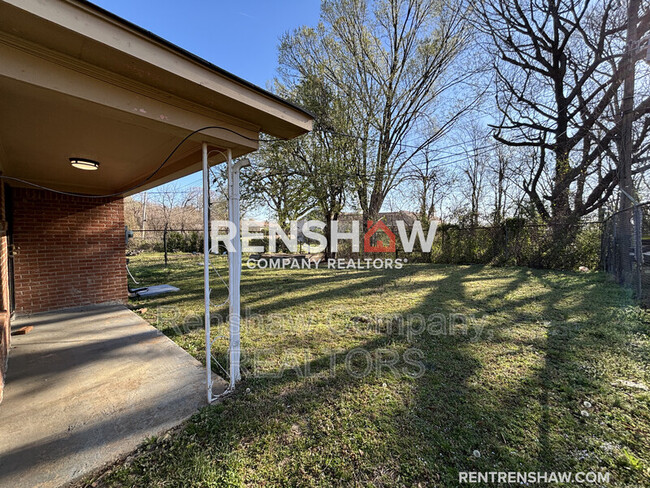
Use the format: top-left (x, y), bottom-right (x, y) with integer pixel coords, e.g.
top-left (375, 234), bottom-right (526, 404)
top-left (127, 229), bottom-right (205, 268)
top-left (128, 221), bottom-right (603, 269)
top-left (601, 202), bottom-right (650, 306)
top-left (127, 211), bottom-right (650, 307)
top-left (323, 219), bottom-right (601, 269)
top-left (429, 221), bottom-right (602, 269)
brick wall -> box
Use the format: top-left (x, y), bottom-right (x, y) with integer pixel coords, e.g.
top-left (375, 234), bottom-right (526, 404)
top-left (12, 188), bottom-right (127, 315)
top-left (0, 184), bottom-right (9, 403)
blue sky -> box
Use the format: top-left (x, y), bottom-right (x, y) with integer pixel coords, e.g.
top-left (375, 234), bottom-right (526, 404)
top-left (93, 0), bottom-right (320, 88)
top-left (92, 0), bottom-right (321, 194)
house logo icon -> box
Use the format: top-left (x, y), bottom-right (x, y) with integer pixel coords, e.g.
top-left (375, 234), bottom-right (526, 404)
top-left (364, 220), bottom-right (396, 253)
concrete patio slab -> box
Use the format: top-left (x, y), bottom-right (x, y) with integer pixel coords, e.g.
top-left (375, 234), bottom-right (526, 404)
top-left (0, 304), bottom-right (224, 488)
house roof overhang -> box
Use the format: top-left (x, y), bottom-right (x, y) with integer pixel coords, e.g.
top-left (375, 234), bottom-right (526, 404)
top-left (0, 0), bottom-right (313, 196)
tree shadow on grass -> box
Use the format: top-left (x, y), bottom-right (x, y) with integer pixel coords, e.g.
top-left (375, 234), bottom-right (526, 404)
top-left (93, 264), bottom-right (649, 487)
top-left (406, 268), bottom-right (650, 485)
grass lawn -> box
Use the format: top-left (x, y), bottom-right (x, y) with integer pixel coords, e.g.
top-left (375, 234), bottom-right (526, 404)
top-left (87, 253), bottom-right (649, 487)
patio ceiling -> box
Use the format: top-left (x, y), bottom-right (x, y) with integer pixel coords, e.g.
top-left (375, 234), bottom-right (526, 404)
top-left (0, 0), bottom-right (313, 195)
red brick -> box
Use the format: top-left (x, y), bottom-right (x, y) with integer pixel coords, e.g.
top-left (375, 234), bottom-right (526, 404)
top-left (12, 188), bottom-right (127, 315)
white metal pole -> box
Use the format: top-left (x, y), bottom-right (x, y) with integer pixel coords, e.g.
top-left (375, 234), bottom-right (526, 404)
top-left (202, 142), bottom-right (212, 403)
top-left (227, 149), bottom-right (241, 387)
top-left (141, 192), bottom-right (147, 239)
top-left (226, 151), bottom-right (252, 388)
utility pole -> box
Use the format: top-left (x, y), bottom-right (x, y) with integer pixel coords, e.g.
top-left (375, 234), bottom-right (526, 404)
top-left (141, 192), bottom-right (147, 239)
top-left (617, 0), bottom-right (640, 285)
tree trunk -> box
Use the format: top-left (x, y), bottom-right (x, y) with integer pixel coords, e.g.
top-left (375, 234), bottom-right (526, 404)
top-left (616, 0), bottom-right (640, 285)
top-left (324, 213), bottom-right (333, 260)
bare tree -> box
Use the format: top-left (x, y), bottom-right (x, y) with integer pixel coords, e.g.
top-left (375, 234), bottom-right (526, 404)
top-left (123, 196), bottom-right (142, 231)
top-left (461, 124), bottom-right (489, 227)
top-left (473, 0), bottom-right (650, 233)
top-left (489, 145), bottom-right (513, 225)
top-left (408, 152), bottom-right (455, 223)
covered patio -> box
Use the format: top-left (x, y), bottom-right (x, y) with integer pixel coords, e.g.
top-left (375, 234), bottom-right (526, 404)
top-left (0, 304), bottom-right (222, 488)
top-left (0, 0), bottom-right (312, 486)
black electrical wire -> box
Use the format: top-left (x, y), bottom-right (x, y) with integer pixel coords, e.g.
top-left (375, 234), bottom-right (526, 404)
top-left (0, 126), bottom-right (279, 199)
top-left (7, 120), bottom-right (624, 199)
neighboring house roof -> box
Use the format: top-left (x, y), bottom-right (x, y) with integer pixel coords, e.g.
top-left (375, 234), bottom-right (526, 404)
top-left (244, 220), bottom-right (269, 231)
top-left (0, 0), bottom-right (313, 195)
top-left (339, 211), bottom-right (423, 227)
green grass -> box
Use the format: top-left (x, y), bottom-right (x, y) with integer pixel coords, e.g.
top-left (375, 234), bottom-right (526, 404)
top-left (88, 253), bottom-right (650, 487)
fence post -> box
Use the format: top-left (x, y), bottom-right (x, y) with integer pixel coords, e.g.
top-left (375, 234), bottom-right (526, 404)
top-left (634, 205), bottom-right (642, 298)
top-left (163, 225), bottom-right (168, 267)
top-left (612, 217), bottom-right (618, 280)
top-left (600, 221), bottom-right (606, 272)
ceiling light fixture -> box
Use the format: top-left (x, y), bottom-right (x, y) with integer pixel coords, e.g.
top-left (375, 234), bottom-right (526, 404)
top-left (69, 158), bottom-right (100, 171)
